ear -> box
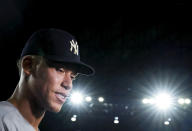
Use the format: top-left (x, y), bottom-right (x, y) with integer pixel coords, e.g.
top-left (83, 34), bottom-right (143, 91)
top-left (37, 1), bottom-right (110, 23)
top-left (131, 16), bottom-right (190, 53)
top-left (21, 56), bottom-right (34, 75)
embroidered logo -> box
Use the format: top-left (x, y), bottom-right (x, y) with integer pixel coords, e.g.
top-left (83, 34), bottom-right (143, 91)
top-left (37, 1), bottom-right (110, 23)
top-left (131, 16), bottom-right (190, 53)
top-left (70, 40), bottom-right (79, 55)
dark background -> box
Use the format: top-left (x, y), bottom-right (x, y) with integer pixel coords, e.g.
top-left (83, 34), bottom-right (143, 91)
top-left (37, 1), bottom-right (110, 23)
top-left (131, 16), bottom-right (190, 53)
top-left (1, 1), bottom-right (192, 131)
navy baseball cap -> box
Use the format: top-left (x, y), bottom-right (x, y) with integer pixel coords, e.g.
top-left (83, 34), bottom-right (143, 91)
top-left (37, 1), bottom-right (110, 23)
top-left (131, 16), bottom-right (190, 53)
top-left (21, 28), bottom-right (95, 76)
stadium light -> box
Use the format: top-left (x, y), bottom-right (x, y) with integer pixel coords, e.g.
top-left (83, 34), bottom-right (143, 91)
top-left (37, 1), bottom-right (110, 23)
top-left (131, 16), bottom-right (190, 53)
top-left (154, 93), bottom-right (173, 111)
top-left (168, 118), bottom-right (171, 121)
top-left (142, 98), bottom-right (155, 104)
top-left (114, 116), bottom-right (119, 124)
top-left (71, 117), bottom-right (76, 122)
top-left (98, 97), bottom-right (104, 103)
top-left (85, 96), bottom-right (92, 102)
top-left (71, 115), bottom-right (77, 122)
top-left (185, 98), bottom-right (191, 104)
top-left (164, 121), bottom-right (169, 125)
top-left (70, 92), bottom-right (84, 105)
top-left (178, 98), bottom-right (191, 105)
top-left (178, 98), bottom-right (185, 105)
top-left (142, 92), bottom-right (174, 111)
top-left (142, 98), bottom-right (149, 104)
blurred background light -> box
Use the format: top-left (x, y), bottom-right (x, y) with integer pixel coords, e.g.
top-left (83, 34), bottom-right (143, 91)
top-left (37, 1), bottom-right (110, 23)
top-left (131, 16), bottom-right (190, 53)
top-left (114, 117), bottom-right (118, 120)
top-left (164, 121), bottom-right (169, 125)
top-left (185, 98), bottom-right (191, 104)
top-left (85, 96), bottom-right (92, 102)
top-left (154, 93), bottom-right (173, 110)
top-left (178, 98), bottom-right (191, 105)
top-left (142, 98), bottom-right (149, 104)
top-left (114, 119), bottom-right (119, 124)
top-left (168, 118), bottom-right (171, 121)
top-left (142, 91), bottom-right (175, 111)
top-left (178, 98), bottom-right (185, 105)
top-left (71, 115), bottom-right (77, 122)
top-left (71, 117), bottom-right (76, 122)
top-left (98, 97), bottom-right (104, 103)
top-left (70, 92), bottom-right (84, 104)
top-left (114, 116), bottom-right (119, 124)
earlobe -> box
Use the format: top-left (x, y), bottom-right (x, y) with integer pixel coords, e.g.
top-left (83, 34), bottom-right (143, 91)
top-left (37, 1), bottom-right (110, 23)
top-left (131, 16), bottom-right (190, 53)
top-left (22, 56), bottom-right (33, 75)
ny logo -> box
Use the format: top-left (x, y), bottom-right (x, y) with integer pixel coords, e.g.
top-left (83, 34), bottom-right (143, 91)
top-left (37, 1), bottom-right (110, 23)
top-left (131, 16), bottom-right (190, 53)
top-left (70, 40), bottom-right (79, 55)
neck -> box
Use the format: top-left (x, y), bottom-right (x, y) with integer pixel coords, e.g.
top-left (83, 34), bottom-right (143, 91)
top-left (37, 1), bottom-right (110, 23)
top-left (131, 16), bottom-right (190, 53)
top-left (8, 85), bottom-right (45, 131)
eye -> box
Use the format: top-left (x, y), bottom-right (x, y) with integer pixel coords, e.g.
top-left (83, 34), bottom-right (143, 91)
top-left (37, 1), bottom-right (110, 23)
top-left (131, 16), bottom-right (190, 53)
top-left (56, 68), bottom-right (65, 73)
top-left (71, 73), bottom-right (78, 81)
top-left (71, 76), bottom-right (75, 80)
top-left (70, 75), bottom-right (76, 81)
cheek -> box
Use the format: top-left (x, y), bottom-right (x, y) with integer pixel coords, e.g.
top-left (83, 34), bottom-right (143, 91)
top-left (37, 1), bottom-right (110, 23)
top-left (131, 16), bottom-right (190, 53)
top-left (40, 69), bottom-right (64, 96)
top-left (32, 68), bottom-right (63, 95)
top-left (32, 70), bottom-right (61, 103)
top-left (46, 70), bottom-right (63, 87)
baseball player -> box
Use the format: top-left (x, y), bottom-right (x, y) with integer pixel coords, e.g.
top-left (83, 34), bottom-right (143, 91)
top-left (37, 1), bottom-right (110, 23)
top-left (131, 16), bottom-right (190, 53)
top-left (0, 28), bottom-right (94, 131)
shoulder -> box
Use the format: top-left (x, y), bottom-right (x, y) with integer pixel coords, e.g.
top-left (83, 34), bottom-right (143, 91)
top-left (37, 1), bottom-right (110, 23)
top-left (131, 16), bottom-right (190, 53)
top-left (0, 101), bottom-right (16, 117)
top-left (0, 101), bottom-right (18, 130)
top-left (0, 101), bottom-right (20, 125)
top-left (0, 101), bottom-right (19, 124)
top-left (0, 101), bottom-right (36, 131)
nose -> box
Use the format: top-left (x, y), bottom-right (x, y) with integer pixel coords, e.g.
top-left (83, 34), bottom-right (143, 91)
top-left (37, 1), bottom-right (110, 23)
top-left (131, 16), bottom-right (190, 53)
top-left (61, 72), bottom-right (73, 90)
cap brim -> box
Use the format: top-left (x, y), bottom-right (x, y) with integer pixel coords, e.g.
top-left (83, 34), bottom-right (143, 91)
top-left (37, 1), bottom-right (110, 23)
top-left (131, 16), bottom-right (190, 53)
top-left (45, 55), bottom-right (95, 76)
top-left (72, 61), bottom-right (95, 76)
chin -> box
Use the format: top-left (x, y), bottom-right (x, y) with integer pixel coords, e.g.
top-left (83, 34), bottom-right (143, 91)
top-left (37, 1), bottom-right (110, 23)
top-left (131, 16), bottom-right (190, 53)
top-left (46, 103), bottom-right (63, 113)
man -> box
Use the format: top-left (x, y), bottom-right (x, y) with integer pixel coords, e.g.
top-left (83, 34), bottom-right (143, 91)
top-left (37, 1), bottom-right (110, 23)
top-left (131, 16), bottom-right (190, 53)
top-left (0, 28), bottom-right (94, 131)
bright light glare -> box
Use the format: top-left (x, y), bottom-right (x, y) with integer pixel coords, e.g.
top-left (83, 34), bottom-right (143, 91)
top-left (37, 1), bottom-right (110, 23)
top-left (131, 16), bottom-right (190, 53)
top-left (142, 99), bottom-right (149, 104)
top-left (85, 96), bottom-right (92, 102)
top-left (148, 99), bottom-right (155, 104)
top-left (178, 98), bottom-right (185, 105)
top-left (154, 93), bottom-right (173, 110)
top-left (142, 98), bottom-right (155, 104)
top-left (114, 117), bottom-right (118, 120)
top-left (71, 115), bottom-right (77, 122)
top-left (70, 92), bottom-right (83, 104)
top-left (98, 97), bottom-right (104, 102)
top-left (168, 118), bottom-right (171, 121)
top-left (71, 117), bottom-right (76, 122)
top-left (185, 98), bottom-right (191, 104)
top-left (114, 119), bottom-right (119, 124)
top-left (178, 98), bottom-right (191, 105)
top-left (164, 121), bottom-right (169, 125)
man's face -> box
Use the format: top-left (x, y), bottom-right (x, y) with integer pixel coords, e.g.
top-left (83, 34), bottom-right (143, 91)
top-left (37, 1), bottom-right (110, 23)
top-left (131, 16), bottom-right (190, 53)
top-left (28, 59), bottom-right (77, 112)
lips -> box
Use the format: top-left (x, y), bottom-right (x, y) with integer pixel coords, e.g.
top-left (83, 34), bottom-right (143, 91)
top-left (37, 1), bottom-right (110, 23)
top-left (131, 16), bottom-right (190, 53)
top-left (55, 92), bottom-right (67, 103)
